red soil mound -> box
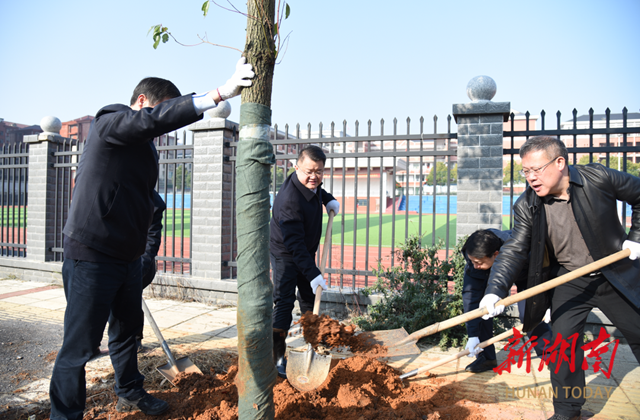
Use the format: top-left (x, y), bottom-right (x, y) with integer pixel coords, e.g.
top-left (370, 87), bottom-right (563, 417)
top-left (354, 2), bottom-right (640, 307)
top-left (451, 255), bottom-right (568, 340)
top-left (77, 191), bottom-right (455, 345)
top-left (88, 356), bottom-right (485, 420)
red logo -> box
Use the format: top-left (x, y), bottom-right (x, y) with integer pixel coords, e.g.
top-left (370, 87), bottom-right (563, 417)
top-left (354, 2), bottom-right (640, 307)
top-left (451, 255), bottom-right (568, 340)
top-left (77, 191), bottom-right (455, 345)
top-left (493, 327), bottom-right (618, 378)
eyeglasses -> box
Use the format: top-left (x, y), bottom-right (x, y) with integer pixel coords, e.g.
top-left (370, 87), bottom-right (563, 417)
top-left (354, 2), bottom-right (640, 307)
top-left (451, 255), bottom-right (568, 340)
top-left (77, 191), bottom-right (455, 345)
top-left (295, 166), bottom-right (324, 177)
top-left (519, 156), bottom-right (559, 178)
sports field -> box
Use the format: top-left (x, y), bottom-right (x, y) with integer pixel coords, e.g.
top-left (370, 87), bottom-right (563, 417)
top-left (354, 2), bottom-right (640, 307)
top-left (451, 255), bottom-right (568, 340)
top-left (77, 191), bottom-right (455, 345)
top-left (159, 210), bottom-right (511, 246)
top-left (321, 214), bottom-right (511, 247)
top-left (163, 209), bottom-right (191, 236)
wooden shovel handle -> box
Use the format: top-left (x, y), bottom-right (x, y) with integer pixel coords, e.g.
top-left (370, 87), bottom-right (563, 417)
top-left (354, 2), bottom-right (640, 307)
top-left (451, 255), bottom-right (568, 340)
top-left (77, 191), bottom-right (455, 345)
top-left (395, 249), bottom-right (631, 346)
top-left (406, 325), bottom-right (524, 378)
top-left (313, 210), bottom-right (335, 315)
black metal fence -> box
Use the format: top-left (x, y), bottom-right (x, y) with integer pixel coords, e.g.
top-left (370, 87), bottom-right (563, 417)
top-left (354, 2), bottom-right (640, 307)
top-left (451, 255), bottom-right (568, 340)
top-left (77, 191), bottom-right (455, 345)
top-left (503, 107), bottom-right (640, 229)
top-left (0, 143), bottom-right (28, 257)
top-left (225, 117), bottom-right (459, 289)
top-left (155, 131), bottom-right (194, 275)
top-left (51, 132), bottom-right (194, 272)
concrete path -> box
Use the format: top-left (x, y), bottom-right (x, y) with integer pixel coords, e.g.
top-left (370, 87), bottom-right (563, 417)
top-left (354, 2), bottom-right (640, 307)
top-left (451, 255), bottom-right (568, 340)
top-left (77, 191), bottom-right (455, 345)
top-left (1, 279), bottom-right (639, 419)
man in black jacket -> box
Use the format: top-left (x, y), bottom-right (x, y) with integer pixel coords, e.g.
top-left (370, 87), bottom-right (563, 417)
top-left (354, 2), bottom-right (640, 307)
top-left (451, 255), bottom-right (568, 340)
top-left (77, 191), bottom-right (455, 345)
top-left (479, 136), bottom-right (640, 420)
top-left (462, 229), bottom-right (551, 373)
top-left (130, 190), bottom-right (167, 352)
top-left (269, 145), bottom-right (339, 378)
top-left (49, 58), bottom-right (254, 420)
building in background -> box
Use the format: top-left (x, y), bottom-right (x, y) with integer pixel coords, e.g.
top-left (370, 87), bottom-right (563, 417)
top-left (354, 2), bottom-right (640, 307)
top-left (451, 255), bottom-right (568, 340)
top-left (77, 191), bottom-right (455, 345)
top-left (0, 119), bottom-right (42, 145)
top-left (60, 115), bottom-right (94, 142)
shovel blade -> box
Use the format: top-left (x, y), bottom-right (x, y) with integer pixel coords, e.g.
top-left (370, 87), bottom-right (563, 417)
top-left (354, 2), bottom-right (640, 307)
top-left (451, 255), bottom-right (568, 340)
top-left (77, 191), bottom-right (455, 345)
top-left (286, 347), bottom-right (332, 392)
top-left (357, 328), bottom-right (421, 358)
top-left (157, 356), bottom-right (203, 384)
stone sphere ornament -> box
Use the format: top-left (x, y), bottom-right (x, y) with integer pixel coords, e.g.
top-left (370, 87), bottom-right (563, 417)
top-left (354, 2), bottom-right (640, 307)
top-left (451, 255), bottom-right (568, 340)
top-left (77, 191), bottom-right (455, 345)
top-left (207, 100), bottom-right (232, 119)
top-left (466, 76), bottom-right (497, 102)
top-left (40, 116), bottom-right (62, 135)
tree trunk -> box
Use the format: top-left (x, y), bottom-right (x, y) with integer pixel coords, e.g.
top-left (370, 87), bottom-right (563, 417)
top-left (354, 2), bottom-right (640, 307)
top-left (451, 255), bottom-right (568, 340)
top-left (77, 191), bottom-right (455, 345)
top-left (236, 1), bottom-right (277, 419)
top-left (242, 0), bottom-right (276, 108)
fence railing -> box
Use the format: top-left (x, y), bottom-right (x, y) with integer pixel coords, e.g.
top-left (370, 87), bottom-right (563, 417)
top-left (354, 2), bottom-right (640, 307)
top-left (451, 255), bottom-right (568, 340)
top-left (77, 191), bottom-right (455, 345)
top-left (155, 131), bottom-right (194, 275)
top-left (503, 107), bottom-right (640, 229)
top-left (0, 143), bottom-right (29, 257)
top-left (50, 132), bottom-right (194, 271)
top-left (225, 117), bottom-right (458, 289)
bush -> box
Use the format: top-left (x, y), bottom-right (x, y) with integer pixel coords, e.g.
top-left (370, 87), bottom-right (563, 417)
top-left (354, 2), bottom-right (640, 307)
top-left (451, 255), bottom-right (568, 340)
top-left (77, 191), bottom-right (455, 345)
top-left (353, 235), bottom-right (468, 350)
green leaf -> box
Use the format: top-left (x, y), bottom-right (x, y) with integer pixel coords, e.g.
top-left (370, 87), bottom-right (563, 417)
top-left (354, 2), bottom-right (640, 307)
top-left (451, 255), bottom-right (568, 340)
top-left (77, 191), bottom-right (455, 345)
top-left (201, 0), bottom-right (209, 16)
top-left (285, 3), bottom-right (290, 19)
top-left (147, 24), bottom-right (160, 36)
top-left (153, 38), bottom-right (160, 49)
top-left (274, 22), bottom-right (278, 36)
top-left (162, 33), bottom-right (169, 43)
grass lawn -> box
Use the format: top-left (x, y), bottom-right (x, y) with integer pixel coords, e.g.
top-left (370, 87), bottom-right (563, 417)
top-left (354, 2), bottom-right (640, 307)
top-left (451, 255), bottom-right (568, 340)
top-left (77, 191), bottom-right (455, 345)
top-left (163, 209), bottom-right (191, 237)
top-left (321, 213), bottom-right (511, 247)
top-left (159, 210), bottom-right (514, 246)
top-left (0, 207), bottom-right (27, 228)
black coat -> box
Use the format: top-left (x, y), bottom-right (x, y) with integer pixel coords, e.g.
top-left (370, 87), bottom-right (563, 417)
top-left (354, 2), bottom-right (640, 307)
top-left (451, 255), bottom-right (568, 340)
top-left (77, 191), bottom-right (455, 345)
top-left (461, 229), bottom-right (528, 336)
top-left (486, 163), bottom-right (640, 331)
top-left (63, 95), bottom-right (201, 261)
top-left (142, 191), bottom-right (166, 288)
top-left (270, 172), bottom-right (335, 282)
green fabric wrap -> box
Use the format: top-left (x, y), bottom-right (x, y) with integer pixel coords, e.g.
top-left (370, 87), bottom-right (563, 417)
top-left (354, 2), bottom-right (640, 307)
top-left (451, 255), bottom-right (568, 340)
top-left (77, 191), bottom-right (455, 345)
top-left (239, 102), bottom-right (272, 127)
top-left (236, 102), bottom-right (277, 420)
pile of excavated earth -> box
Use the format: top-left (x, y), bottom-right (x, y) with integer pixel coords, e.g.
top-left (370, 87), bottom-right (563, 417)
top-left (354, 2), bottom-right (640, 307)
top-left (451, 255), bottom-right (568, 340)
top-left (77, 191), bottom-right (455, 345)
top-left (7, 313), bottom-right (486, 420)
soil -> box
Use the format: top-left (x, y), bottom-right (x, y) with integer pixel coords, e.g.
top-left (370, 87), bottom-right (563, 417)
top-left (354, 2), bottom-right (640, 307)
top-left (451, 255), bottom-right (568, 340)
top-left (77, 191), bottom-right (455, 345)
top-left (54, 356), bottom-right (484, 420)
top-left (298, 312), bottom-right (387, 357)
top-left (0, 318), bottom-right (63, 395)
top-left (3, 315), bottom-right (486, 420)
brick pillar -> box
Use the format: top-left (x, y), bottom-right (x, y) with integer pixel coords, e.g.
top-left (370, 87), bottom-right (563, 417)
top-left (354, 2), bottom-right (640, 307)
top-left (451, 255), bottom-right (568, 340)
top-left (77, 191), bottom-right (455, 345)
top-left (453, 76), bottom-right (510, 239)
top-left (23, 117), bottom-right (65, 262)
top-left (189, 116), bottom-right (237, 280)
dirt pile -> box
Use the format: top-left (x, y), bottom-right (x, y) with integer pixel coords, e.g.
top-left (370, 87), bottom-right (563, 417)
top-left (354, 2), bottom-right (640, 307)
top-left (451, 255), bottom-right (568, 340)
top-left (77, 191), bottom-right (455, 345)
top-left (80, 355), bottom-right (484, 420)
top-left (298, 312), bottom-right (387, 356)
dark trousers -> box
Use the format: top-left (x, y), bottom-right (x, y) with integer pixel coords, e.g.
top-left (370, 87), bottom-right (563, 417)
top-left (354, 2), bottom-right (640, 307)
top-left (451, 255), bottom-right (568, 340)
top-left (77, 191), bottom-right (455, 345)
top-left (550, 272), bottom-right (640, 417)
top-left (517, 300), bottom-right (553, 356)
top-left (476, 317), bottom-right (497, 360)
top-left (271, 253), bottom-right (315, 332)
top-left (50, 259), bottom-right (145, 420)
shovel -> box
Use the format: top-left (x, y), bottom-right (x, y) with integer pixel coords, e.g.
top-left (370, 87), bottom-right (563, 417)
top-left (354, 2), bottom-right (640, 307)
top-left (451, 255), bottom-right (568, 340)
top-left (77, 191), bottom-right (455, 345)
top-left (399, 325), bottom-right (524, 380)
top-left (286, 210), bottom-right (335, 392)
top-left (141, 298), bottom-right (202, 384)
top-left (376, 249), bottom-right (631, 355)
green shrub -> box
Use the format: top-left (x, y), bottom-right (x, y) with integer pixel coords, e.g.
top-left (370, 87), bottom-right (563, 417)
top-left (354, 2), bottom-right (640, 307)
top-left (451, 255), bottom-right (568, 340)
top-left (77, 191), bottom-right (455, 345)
top-left (353, 235), bottom-right (468, 350)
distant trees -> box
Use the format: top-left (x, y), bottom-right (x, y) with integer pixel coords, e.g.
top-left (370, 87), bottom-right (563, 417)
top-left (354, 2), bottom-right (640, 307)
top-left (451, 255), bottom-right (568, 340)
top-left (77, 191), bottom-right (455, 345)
top-left (503, 161), bottom-right (525, 185)
top-left (577, 155), bottom-right (640, 177)
top-left (426, 162), bottom-right (457, 185)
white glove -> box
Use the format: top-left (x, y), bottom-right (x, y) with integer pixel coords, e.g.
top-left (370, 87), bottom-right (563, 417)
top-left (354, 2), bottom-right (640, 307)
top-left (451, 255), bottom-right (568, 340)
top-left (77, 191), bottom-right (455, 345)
top-left (326, 200), bottom-right (340, 216)
top-left (465, 337), bottom-right (483, 357)
top-left (217, 57), bottom-right (255, 100)
top-left (310, 274), bottom-right (327, 295)
top-left (622, 240), bottom-right (640, 260)
top-left (543, 308), bottom-right (551, 323)
top-left (479, 293), bottom-right (505, 320)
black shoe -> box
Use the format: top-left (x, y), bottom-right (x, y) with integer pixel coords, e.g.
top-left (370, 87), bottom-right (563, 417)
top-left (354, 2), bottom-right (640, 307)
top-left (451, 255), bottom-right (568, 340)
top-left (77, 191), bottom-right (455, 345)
top-left (116, 392), bottom-right (169, 416)
top-left (273, 329), bottom-right (288, 379)
top-left (276, 359), bottom-right (287, 379)
top-left (465, 353), bottom-right (498, 373)
top-left (136, 339), bottom-right (149, 353)
top-left (547, 414), bottom-right (579, 420)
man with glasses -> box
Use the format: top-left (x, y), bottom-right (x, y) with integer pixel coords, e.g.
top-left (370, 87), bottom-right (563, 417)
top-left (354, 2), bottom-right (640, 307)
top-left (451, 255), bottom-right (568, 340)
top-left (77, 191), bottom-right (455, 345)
top-left (478, 136), bottom-right (640, 420)
top-left (269, 145), bottom-right (340, 378)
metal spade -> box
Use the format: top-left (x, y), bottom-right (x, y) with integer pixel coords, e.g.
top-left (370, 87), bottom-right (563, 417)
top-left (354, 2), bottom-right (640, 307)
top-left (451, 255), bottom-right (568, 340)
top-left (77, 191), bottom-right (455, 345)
top-left (286, 210), bottom-right (335, 392)
top-left (141, 298), bottom-right (202, 384)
